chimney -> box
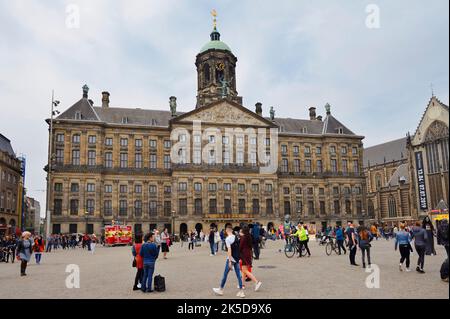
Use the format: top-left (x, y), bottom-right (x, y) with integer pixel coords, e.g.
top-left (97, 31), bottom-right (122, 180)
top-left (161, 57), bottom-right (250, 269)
top-left (255, 102), bottom-right (262, 116)
top-left (309, 107), bottom-right (316, 120)
top-left (102, 91), bottom-right (110, 108)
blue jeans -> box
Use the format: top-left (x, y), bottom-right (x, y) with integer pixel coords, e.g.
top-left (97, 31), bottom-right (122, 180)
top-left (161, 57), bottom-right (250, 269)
top-left (141, 263), bottom-right (155, 292)
top-left (220, 259), bottom-right (242, 289)
top-left (210, 242), bottom-right (216, 255)
top-left (35, 253), bottom-right (42, 264)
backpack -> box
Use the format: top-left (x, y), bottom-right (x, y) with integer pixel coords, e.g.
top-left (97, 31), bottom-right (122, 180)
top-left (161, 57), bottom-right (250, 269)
top-left (440, 258), bottom-right (449, 280)
top-left (154, 275), bottom-right (166, 292)
top-left (439, 223), bottom-right (449, 244)
top-left (230, 236), bottom-right (240, 262)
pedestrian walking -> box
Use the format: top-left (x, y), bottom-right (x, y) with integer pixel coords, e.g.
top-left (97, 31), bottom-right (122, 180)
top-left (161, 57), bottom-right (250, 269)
top-left (346, 223), bottom-right (359, 266)
top-left (358, 227), bottom-right (372, 268)
top-left (90, 235), bottom-right (97, 254)
top-left (33, 235), bottom-right (44, 264)
top-left (239, 226), bottom-right (262, 292)
top-left (412, 221), bottom-right (427, 273)
top-left (208, 227), bottom-right (216, 256)
top-left (335, 226), bottom-right (346, 255)
top-left (213, 225), bottom-right (245, 298)
top-left (252, 223), bottom-right (261, 260)
top-left (422, 216), bottom-right (436, 256)
top-left (188, 230), bottom-right (195, 250)
top-left (132, 234), bottom-right (144, 291)
top-left (395, 223), bottom-right (413, 272)
top-left (139, 232), bottom-right (159, 293)
top-left (16, 231), bottom-right (33, 276)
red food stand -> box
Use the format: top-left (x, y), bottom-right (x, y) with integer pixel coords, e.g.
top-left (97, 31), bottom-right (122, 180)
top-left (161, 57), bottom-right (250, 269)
top-left (104, 225), bottom-right (132, 246)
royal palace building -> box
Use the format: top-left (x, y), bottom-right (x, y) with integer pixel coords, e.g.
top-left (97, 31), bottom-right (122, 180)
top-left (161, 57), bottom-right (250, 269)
top-left (46, 22), bottom-right (368, 236)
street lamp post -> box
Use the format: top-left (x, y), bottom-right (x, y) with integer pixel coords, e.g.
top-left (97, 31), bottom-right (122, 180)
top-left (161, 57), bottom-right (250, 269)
top-left (85, 211), bottom-right (89, 234)
top-left (45, 91), bottom-right (60, 238)
top-left (171, 210), bottom-right (176, 235)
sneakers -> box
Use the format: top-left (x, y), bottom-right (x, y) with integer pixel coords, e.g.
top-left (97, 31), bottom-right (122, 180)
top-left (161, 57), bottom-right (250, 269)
top-left (405, 268), bottom-right (411, 272)
top-left (255, 281), bottom-right (262, 292)
top-left (237, 284), bottom-right (246, 289)
top-left (399, 263), bottom-right (403, 271)
top-left (236, 290), bottom-right (245, 298)
top-left (213, 288), bottom-right (224, 296)
top-left (210, 254), bottom-right (215, 257)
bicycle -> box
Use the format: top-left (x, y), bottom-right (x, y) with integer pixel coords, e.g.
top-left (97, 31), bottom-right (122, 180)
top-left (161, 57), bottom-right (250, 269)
top-left (284, 237), bottom-right (307, 258)
top-left (325, 237), bottom-right (340, 256)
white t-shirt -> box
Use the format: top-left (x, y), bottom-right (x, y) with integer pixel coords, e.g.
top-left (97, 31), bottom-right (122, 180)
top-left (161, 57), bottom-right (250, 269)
top-left (225, 234), bottom-right (236, 262)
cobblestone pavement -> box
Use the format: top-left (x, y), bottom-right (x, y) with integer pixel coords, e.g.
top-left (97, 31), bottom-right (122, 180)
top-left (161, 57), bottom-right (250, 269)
top-left (0, 239), bottom-right (448, 299)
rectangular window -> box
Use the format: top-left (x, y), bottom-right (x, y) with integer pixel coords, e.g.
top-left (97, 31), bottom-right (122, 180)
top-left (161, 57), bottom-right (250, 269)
top-left (72, 134), bottom-right (80, 144)
top-left (265, 184), bottom-right (272, 192)
top-left (70, 183), bottom-right (79, 193)
top-left (164, 140), bottom-right (171, 149)
top-left (353, 160), bottom-right (359, 174)
top-left (330, 146), bottom-right (336, 154)
top-left (54, 183), bottom-right (63, 192)
top-left (69, 224), bottom-right (78, 234)
top-left (319, 188), bottom-right (325, 195)
top-left (119, 200), bottom-right (127, 216)
top-left (178, 182), bottom-right (187, 192)
top-left (164, 155), bottom-right (171, 169)
top-left (120, 153), bottom-right (128, 168)
top-left (135, 153), bottom-right (143, 168)
top-left (105, 152), bottom-right (113, 168)
top-left (164, 201), bottom-right (171, 216)
top-left (320, 201), bottom-right (326, 215)
top-left (341, 146), bottom-right (347, 154)
top-left (294, 159), bottom-right (300, 173)
top-left (208, 183), bottom-right (217, 192)
top-left (356, 200), bottom-right (362, 214)
top-left (238, 184), bottom-right (245, 192)
top-left (149, 185), bottom-right (157, 194)
top-left (105, 185), bottom-right (112, 193)
top-left (88, 150), bottom-right (96, 166)
top-left (281, 159), bottom-right (288, 173)
top-left (149, 139), bottom-right (157, 148)
top-left (104, 200), bottom-right (112, 216)
top-left (334, 200), bottom-right (340, 215)
top-left (105, 137), bottom-right (113, 146)
top-left (88, 135), bottom-right (96, 144)
top-left (149, 201), bottom-right (157, 216)
top-left (87, 183), bottom-right (95, 192)
top-left (223, 183), bottom-right (231, 191)
top-left (238, 199), bottom-right (246, 214)
top-left (305, 159), bottom-right (312, 173)
top-left (135, 184), bottom-right (142, 194)
top-left (307, 187), bottom-right (314, 195)
top-left (209, 198), bottom-right (217, 214)
top-left (295, 187), bottom-right (302, 195)
top-left (224, 199), bottom-right (232, 214)
top-left (251, 184), bottom-right (259, 192)
top-left (72, 150), bottom-right (80, 165)
top-left (120, 185), bottom-right (128, 193)
top-left (86, 199), bottom-right (95, 214)
top-left (56, 149), bottom-right (64, 164)
top-left (194, 198), bottom-right (202, 215)
top-left (331, 159), bottom-right (337, 173)
top-left (281, 145), bottom-right (288, 155)
top-left (120, 138), bottom-right (128, 147)
top-left (284, 201), bottom-right (291, 215)
top-left (308, 201), bottom-right (314, 216)
top-left (296, 200), bottom-right (303, 214)
top-left (134, 200), bottom-right (142, 216)
top-left (316, 160), bottom-right (323, 173)
top-left (135, 139), bottom-right (143, 148)
top-left (194, 182), bottom-right (202, 192)
top-left (150, 154), bottom-right (157, 169)
top-left (304, 146), bottom-right (311, 155)
top-left (293, 145), bottom-right (299, 155)
top-left (56, 134), bottom-right (65, 143)
top-left (164, 185), bottom-right (171, 194)
top-left (316, 146), bottom-right (322, 155)
top-left (333, 187), bottom-right (339, 195)
top-left (179, 199), bottom-right (187, 215)
top-left (236, 151), bottom-right (244, 165)
top-left (70, 199), bottom-right (78, 215)
top-left (342, 160), bottom-right (348, 174)
top-left (266, 199), bottom-right (273, 215)
top-left (352, 147), bottom-right (358, 155)
top-left (252, 199), bottom-right (260, 215)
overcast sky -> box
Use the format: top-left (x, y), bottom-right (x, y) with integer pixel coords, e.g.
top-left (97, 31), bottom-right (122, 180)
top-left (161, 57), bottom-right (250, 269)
top-left (0, 0), bottom-right (448, 216)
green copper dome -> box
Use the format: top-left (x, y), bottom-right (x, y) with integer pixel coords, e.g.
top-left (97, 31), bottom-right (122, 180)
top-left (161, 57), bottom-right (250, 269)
top-left (199, 27), bottom-right (232, 54)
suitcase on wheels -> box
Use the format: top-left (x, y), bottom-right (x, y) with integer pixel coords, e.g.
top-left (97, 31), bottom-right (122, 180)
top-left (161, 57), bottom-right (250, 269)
top-left (154, 275), bottom-right (166, 292)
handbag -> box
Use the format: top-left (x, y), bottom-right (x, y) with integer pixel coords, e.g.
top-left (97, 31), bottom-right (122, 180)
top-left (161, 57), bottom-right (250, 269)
top-left (154, 275), bottom-right (166, 292)
top-left (132, 258), bottom-right (137, 268)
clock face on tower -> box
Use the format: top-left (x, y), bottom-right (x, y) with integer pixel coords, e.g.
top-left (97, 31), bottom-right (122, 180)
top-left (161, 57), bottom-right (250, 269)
top-left (216, 62), bottom-right (225, 71)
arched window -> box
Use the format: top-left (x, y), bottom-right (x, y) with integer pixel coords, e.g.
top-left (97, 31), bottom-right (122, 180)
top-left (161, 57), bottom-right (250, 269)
top-left (203, 64), bottom-right (210, 85)
top-left (375, 174), bottom-right (382, 189)
top-left (388, 195), bottom-right (397, 218)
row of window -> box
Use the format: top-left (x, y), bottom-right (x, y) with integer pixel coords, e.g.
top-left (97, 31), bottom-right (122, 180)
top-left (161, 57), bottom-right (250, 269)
top-left (280, 158), bottom-right (359, 174)
top-left (55, 182), bottom-right (362, 196)
top-left (53, 197), bottom-right (363, 216)
top-left (280, 145), bottom-right (358, 156)
top-left (56, 134), bottom-right (171, 149)
top-left (1, 169), bottom-right (18, 184)
top-left (0, 191), bottom-right (17, 212)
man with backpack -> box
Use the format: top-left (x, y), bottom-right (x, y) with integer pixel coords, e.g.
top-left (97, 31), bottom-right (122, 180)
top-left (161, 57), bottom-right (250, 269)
top-left (213, 225), bottom-right (245, 298)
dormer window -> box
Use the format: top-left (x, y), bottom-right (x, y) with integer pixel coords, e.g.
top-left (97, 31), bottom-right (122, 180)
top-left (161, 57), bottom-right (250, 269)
top-left (337, 127), bottom-right (344, 134)
top-left (302, 127), bottom-right (308, 134)
top-left (75, 111), bottom-right (81, 120)
top-left (122, 117), bottom-right (128, 124)
top-left (151, 119), bottom-right (158, 126)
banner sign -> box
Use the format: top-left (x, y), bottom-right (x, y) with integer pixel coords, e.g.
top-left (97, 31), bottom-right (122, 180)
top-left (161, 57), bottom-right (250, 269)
top-left (415, 151), bottom-right (428, 210)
